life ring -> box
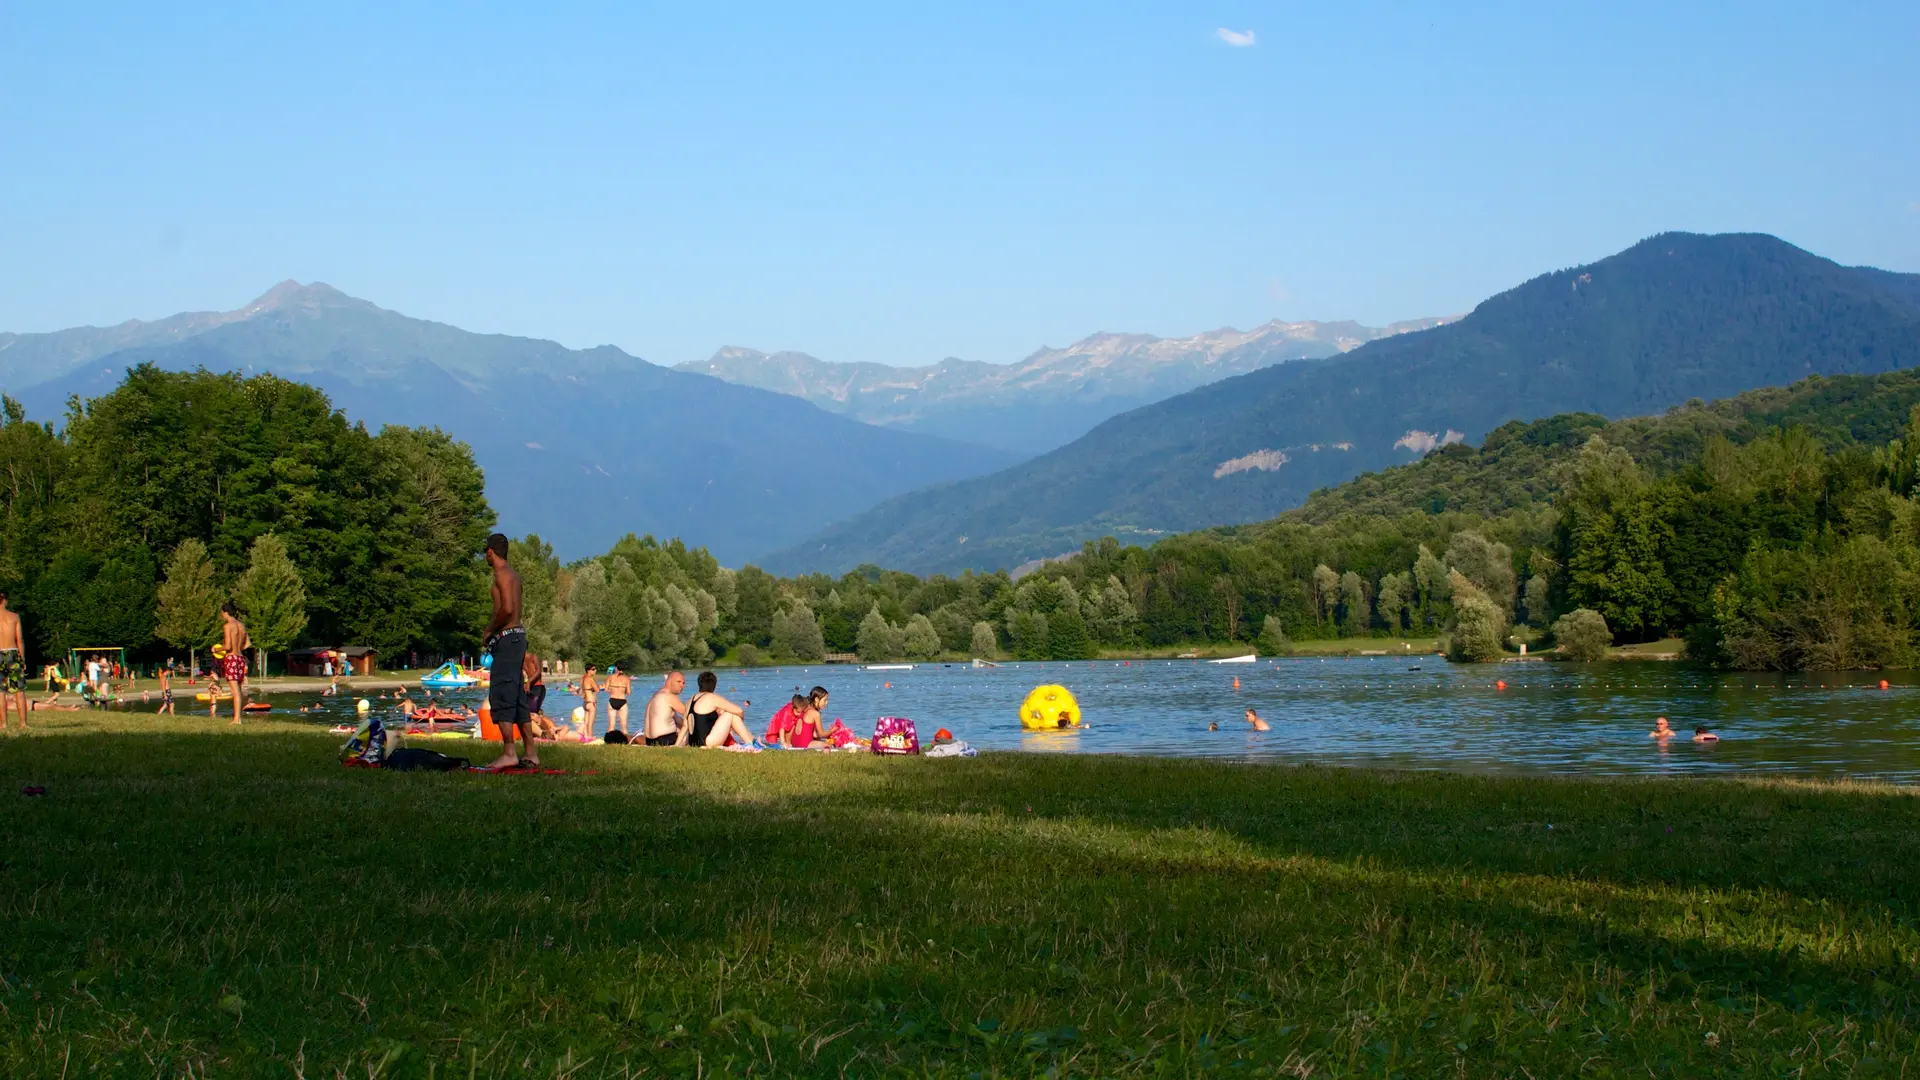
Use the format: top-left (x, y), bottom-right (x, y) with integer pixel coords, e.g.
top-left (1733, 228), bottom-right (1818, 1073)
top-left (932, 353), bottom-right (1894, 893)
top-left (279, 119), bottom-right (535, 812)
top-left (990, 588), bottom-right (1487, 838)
top-left (1020, 684), bottom-right (1082, 730)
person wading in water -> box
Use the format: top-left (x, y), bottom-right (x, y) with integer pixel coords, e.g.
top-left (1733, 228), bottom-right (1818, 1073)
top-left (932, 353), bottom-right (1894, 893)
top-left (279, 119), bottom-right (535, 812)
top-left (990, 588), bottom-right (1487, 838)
top-left (481, 533), bottom-right (535, 769)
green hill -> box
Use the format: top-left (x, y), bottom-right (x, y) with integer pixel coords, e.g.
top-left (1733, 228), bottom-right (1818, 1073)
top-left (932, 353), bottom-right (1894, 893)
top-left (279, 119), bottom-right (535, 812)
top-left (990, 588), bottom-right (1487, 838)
top-left (1290, 368), bottom-right (1920, 525)
top-left (765, 232), bottom-right (1920, 574)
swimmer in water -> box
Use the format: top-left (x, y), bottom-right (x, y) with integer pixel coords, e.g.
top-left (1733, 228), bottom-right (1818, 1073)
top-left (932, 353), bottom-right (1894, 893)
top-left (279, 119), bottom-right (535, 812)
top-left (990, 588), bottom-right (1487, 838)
top-left (1207, 721), bottom-right (1220, 731)
top-left (1649, 716), bottom-right (1675, 740)
top-left (1244, 708), bottom-right (1270, 731)
top-left (1692, 725), bottom-right (1719, 743)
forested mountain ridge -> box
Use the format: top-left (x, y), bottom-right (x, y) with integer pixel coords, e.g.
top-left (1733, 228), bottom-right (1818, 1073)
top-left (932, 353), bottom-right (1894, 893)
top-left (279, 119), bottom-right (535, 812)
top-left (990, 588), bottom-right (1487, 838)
top-left (1287, 368), bottom-right (1920, 525)
top-left (764, 232), bottom-right (1920, 575)
top-left (0, 283), bottom-right (1016, 564)
top-left (678, 315), bottom-right (1453, 455)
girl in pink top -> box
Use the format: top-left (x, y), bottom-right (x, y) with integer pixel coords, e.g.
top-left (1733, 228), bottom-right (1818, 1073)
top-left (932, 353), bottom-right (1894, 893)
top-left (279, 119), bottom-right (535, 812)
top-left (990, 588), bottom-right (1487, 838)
top-left (768, 688), bottom-right (830, 748)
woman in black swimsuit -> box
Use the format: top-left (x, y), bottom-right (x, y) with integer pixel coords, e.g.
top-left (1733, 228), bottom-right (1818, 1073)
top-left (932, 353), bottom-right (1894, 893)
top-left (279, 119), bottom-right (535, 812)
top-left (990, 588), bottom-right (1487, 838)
top-left (680, 670), bottom-right (751, 747)
top-left (605, 664), bottom-right (632, 736)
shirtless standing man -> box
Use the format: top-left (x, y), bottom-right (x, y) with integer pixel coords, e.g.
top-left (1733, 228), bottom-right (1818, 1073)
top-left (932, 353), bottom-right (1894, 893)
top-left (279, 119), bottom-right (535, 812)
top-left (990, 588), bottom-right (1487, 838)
top-left (0, 593), bottom-right (28, 732)
top-left (579, 664), bottom-right (600, 738)
top-left (481, 533), bottom-right (535, 769)
top-left (642, 670), bottom-right (687, 746)
top-left (219, 601), bottom-right (251, 725)
top-left (605, 663), bottom-right (634, 737)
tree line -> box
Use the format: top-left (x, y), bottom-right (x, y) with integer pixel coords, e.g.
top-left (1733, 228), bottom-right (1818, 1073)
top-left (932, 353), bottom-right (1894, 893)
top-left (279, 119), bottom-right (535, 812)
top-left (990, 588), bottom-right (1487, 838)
top-left (14, 367), bottom-right (1920, 673)
top-left (0, 366), bottom-right (492, 669)
top-left (983, 407), bottom-right (1920, 670)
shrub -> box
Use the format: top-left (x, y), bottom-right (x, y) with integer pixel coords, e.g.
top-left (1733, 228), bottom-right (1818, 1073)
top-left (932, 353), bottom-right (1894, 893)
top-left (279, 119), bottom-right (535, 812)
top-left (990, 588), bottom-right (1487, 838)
top-left (1553, 608), bottom-right (1612, 662)
top-left (1446, 570), bottom-right (1506, 663)
top-left (903, 614), bottom-right (942, 660)
top-left (970, 621), bottom-right (999, 659)
top-left (1257, 615), bottom-right (1290, 655)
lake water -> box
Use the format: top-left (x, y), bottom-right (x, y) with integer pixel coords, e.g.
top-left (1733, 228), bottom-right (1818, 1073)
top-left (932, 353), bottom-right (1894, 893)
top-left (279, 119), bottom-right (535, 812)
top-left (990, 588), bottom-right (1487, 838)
top-left (249, 657), bottom-right (1920, 781)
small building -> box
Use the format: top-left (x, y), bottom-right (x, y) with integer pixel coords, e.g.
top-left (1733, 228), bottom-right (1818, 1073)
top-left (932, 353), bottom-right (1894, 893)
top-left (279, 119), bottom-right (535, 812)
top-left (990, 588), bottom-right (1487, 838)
top-left (287, 646), bottom-right (378, 677)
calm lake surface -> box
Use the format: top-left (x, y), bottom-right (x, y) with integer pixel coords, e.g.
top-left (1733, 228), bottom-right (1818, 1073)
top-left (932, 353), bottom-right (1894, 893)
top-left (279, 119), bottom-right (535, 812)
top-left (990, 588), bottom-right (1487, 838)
top-left (248, 656), bottom-right (1920, 781)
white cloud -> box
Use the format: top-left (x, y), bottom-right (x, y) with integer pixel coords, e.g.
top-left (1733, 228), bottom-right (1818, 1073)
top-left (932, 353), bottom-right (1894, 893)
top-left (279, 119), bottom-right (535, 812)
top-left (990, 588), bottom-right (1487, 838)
top-left (1394, 429), bottom-right (1466, 454)
top-left (1216, 27), bottom-right (1256, 47)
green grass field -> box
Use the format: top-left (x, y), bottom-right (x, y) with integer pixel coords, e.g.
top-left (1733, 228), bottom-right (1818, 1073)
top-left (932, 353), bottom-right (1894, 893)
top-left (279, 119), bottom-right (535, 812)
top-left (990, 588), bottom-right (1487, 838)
top-left (3, 714), bottom-right (1917, 1077)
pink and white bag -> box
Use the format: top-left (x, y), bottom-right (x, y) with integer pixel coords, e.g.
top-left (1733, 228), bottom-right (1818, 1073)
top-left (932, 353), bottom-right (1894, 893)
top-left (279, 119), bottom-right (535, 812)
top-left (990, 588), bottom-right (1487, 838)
top-left (870, 716), bottom-right (921, 756)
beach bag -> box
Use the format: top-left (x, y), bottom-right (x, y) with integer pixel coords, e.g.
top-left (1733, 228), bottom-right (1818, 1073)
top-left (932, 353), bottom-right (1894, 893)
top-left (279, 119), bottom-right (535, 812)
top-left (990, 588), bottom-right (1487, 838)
top-left (340, 717), bottom-right (389, 766)
top-left (870, 716), bottom-right (920, 756)
top-left (384, 747), bottom-right (470, 772)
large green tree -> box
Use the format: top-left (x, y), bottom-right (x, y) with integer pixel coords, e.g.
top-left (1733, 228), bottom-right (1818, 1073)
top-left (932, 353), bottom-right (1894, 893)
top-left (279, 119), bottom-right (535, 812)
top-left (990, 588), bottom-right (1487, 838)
top-left (234, 534), bottom-right (309, 675)
top-left (156, 538), bottom-right (222, 670)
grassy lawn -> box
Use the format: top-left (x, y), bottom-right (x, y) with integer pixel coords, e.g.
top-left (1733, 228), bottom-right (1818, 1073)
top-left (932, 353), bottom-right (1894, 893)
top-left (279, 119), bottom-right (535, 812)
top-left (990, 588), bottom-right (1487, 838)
top-left (1610, 638), bottom-right (1690, 661)
top-left (1278, 638), bottom-right (1441, 657)
top-left (3, 715), bottom-right (1917, 1077)
top-left (1101, 639), bottom-right (1442, 660)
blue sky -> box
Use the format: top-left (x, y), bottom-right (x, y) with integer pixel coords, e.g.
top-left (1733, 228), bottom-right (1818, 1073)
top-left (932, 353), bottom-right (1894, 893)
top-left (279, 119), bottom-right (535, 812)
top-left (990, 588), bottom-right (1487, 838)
top-left (3, 2), bottom-right (1915, 367)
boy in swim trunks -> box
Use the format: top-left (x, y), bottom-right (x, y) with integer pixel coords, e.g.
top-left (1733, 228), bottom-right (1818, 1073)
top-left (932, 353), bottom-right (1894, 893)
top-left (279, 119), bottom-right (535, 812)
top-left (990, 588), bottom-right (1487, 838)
top-left (158, 664), bottom-right (174, 715)
top-left (219, 601), bottom-right (252, 725)
top-left (481, 533), bottom-right (536, 769)
top-left (0, 592), bottom-right (27, 732)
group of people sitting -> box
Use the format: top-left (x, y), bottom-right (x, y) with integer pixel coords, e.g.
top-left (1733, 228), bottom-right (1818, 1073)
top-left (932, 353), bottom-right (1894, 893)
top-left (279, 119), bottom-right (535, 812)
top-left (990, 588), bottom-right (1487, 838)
top-left (597, 670), bottom-right (852, 750)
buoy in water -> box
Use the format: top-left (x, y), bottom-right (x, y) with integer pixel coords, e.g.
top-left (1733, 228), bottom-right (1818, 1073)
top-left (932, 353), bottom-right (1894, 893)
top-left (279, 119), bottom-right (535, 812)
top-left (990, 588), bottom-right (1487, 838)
top-left (1881, 680), bottom-right (1891, 690)
top-left (1232, 676), bottom-right (1241, 690)
top-left (1496, 680), bottom-right (1507, 691)
top-left (1020, 684), bottom-right (1082, 730)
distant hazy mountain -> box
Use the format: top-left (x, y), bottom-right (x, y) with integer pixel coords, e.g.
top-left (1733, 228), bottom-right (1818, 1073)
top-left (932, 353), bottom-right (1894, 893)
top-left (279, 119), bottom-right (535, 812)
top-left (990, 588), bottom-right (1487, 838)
top-left (763, 233), bottom-right (1920, 575)
top-left (0, 283), bottom-right (1016, 563)
top-left (675, 317), bottom-right (1452, 455)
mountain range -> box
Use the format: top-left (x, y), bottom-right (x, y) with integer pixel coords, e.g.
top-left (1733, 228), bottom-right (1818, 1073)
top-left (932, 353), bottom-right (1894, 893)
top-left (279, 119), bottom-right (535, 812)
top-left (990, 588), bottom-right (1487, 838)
top-left (0, 283), bottom-right (1018, 564)
top-left (761, 232), bottom-right (1920, 575)
top-left (676, 317), bottom-right (1452, 456)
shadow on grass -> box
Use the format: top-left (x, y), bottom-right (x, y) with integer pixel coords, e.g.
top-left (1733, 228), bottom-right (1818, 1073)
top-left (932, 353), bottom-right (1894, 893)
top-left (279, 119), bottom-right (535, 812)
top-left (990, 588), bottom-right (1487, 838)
top-left (1, 723), bottom-right (1916, 1076)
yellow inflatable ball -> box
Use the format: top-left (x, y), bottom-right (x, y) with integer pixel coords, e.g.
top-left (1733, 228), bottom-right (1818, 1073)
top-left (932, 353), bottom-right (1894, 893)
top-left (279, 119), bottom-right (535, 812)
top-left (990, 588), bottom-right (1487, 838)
top-left (356, 698), bottom-right (371, 713)
top-left (1020, 684), bottom-right (1082, 730)
top-left (571, 706), bottom-right (586, 725)
top-left (211, 644), bottom-right (228, 659)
